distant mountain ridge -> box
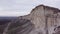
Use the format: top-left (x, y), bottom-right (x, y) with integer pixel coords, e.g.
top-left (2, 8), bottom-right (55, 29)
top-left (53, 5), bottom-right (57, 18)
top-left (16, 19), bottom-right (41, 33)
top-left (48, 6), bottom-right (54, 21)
top-left (0, 17), bottom-right (17, 20)
top-left (0, 17), bottom-right (18, 25)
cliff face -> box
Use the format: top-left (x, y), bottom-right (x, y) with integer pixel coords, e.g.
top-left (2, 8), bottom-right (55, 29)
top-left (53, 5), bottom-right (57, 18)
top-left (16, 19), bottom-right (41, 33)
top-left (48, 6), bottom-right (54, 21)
top-left (18, 5), bottom-right (60, 34)
top-left (6, 19), bottom-right (34, 34)
top-left (0, 18), bottom-right (34, 34)
top-left (0, 5), bottom-right (60, 34)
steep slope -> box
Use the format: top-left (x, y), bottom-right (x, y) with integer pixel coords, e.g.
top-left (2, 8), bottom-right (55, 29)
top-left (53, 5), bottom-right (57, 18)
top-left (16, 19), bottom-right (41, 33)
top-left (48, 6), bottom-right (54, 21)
top-left (0, 18), bottom-right (34, 34)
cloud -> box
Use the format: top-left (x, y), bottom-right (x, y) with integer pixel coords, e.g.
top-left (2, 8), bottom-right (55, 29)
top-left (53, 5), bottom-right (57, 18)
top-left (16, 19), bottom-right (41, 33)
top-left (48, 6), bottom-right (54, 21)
top-left (0, 11), bottom-right (29, 16)
top-left (42, 0), bottom-right (60, 8)
top-left (0, 0), bottom-right (60, 10)
top-left (0, 0), bottom-right (60, 16)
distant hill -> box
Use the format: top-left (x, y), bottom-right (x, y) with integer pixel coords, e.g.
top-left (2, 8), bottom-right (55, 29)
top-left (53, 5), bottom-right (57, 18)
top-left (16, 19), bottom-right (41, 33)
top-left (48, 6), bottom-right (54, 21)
top-left (0, 17), bottom-right (17, 20)
top-left (0, 17), bottom-right (18, 25)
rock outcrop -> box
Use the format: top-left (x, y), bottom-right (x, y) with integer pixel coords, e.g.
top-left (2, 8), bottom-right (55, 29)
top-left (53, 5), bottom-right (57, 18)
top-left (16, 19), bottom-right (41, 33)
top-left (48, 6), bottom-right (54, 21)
top-left (0, 5), bottom-right (60, 34)
top-left (18, 5), bottom-right (60, 34)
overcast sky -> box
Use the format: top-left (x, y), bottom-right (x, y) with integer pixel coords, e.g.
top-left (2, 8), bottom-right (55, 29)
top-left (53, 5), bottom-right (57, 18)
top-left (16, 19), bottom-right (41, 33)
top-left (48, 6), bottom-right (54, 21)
top-left (0, 0), bottom-right (60, 17)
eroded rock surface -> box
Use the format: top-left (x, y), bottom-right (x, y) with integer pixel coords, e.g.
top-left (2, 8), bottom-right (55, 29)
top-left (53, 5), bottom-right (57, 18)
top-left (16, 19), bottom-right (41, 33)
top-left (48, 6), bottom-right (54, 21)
top-left (0, 18), bottom-right (34, 34)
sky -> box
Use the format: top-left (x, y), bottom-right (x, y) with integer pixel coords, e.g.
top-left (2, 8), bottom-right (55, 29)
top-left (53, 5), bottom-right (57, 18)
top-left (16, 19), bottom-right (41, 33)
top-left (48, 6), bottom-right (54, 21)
top-left (0, 0), bottom-right (60, 17)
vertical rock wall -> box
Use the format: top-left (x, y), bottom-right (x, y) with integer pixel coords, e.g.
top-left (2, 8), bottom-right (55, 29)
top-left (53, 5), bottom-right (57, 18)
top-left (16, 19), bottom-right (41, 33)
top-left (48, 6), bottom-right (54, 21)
top-left (20, 5), bottom-right (60, 34)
